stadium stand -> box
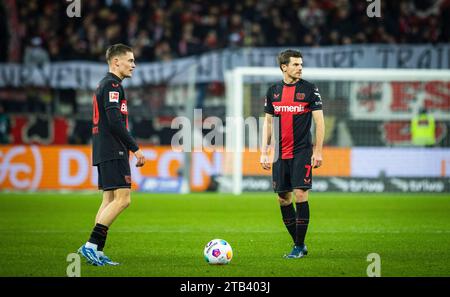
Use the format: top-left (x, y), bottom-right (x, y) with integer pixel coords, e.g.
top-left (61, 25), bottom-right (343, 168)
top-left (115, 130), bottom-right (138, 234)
top-left (0, 0), bottom-right (449, 147)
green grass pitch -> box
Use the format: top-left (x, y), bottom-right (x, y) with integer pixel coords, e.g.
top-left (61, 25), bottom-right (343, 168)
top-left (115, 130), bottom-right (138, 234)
top-left (0, 192), bottom-right (449, 277)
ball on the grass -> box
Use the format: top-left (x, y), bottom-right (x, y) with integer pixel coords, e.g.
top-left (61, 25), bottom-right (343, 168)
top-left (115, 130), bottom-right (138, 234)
top-left (203, 239), bottom-right (233, 265)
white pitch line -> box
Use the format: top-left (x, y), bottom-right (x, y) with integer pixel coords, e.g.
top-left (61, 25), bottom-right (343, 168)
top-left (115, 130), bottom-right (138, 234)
top-left (0, 229), bottom-right (449, 234)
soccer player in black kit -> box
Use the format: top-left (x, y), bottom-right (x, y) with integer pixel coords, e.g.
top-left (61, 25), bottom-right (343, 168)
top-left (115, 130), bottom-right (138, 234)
top-left (78, 44), bottom-right (145, 266)
top-left (260, 50), bottom-right (325, 258)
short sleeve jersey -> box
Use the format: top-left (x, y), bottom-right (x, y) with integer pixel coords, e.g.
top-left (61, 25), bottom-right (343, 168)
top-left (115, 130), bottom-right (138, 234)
top-left (264, 79), bottom-right (323, 159)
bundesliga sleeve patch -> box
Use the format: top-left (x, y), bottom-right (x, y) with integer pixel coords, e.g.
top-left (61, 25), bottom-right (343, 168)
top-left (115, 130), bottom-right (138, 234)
top-left (109, 91), bottom-right (119, 103)
top-left (314, 87), bottom-right (322, 100)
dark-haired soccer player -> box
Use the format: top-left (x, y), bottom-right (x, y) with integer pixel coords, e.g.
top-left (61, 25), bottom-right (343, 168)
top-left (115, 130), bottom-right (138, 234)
top-left (260, 49), bottom-right (324, 258)
top-left (78, 44), bottom-right (145, 266)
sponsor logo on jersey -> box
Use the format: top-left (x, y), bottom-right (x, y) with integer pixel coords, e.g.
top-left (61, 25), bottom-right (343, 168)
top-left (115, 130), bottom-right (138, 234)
top-left (273, 104), bottom-right (305, 113)
top-left (112, 83), bottom-right (119, 88)
top-left (273, 93), bottom-right (280, 99)
top-left (109, 91), bottom-right (119, 103)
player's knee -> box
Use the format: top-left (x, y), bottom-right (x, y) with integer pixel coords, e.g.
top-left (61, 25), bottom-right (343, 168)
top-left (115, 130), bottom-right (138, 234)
top-left (120, 197), bottom-right (131, 209)
top-left (120, 195), bottom-right (131, 209)
top-left (277, 192), bottom-right (292, 205)
top-left (294, 189), bottom-right (308, 202)
top-left (116, 191), bottom-right (131, 209)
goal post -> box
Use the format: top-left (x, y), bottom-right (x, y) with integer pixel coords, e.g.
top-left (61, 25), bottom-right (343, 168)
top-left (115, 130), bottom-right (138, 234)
top-left (223, 67), bottom-right (450, 195)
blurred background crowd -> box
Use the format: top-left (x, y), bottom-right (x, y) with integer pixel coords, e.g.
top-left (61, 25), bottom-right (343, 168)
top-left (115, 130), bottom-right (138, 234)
top-left (1, 0), bottom-right (449, 63)
top-left (0, 0), bottom-right (449, 147)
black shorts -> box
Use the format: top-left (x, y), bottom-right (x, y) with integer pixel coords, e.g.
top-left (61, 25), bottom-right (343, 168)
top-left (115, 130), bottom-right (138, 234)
top-left (272, 148), bottom-right (313, 193)
top-left (97, 159), bottom-right (131, 191)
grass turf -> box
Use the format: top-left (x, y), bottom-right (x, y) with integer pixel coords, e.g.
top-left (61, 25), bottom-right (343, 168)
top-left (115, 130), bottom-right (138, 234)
top-left (0, 192), bottom-right (449, 277)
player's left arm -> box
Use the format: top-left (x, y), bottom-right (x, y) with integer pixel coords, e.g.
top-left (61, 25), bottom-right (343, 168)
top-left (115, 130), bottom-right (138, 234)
top-left (312, 110), bottom-right (324, 168)
top-left (310, 85), bottom-right (324, 168)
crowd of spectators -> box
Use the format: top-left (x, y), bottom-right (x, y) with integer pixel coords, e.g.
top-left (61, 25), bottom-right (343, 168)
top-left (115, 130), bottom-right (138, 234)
top-left (2, 0), bottom-right (450, 63)
top-left (0, 0), bottom-right (449, 145)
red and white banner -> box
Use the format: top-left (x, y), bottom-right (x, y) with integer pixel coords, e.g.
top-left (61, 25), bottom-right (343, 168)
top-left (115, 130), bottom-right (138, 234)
top-left (350, 81), bottom-right (450, 120)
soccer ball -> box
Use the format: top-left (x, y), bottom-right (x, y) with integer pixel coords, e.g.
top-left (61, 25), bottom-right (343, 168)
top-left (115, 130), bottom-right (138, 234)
top-left (203, 239), bottom-right (233, 265)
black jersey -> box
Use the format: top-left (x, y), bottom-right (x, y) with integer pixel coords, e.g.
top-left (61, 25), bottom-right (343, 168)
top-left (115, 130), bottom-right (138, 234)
top-left (92, 72), bottom-right (139, 166)
top-left (264, 79), bottom-right (323, 159)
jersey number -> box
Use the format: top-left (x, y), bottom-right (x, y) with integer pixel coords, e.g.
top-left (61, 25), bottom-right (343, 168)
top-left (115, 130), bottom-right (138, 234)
top-left (92, 95), bottom-right (99, 125)
top-left (305, 164), bottom-right (311, 177)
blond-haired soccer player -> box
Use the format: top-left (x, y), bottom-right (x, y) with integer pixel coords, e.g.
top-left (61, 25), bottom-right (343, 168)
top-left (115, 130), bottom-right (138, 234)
top-left (78, 44), bottom-right (145, 266)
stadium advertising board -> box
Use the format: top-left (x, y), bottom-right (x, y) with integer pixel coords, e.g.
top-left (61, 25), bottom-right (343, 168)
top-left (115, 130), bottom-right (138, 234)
top-left (239, 147), bottom-right (350, 177)
top-left (241, 176), bottom-right (450, 192)
top-left (0, 146), bottom-right (219, 191)
top-left (351, 147), bottom-right (450, 177)
top-left (1, 146), bottom-right (448, 192)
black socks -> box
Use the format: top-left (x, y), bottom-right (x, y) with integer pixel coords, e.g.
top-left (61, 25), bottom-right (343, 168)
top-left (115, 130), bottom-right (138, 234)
top-left (280, 203), bottom-right (296, 243)
top-left (295, 201), bottom-right (310, 247)
top-left (88, 223), bottom-right (109, 251)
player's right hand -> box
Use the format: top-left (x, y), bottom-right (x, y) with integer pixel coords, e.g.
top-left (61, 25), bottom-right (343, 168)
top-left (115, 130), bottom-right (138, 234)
top-left (260, 153), bottom-right (271, 170)
top-left (134, 149), bottom-right (145, 167)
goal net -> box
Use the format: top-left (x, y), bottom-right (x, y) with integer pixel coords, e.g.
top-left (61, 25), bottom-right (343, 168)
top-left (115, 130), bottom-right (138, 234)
top-left (222, 67), bottom-right (450, 195)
